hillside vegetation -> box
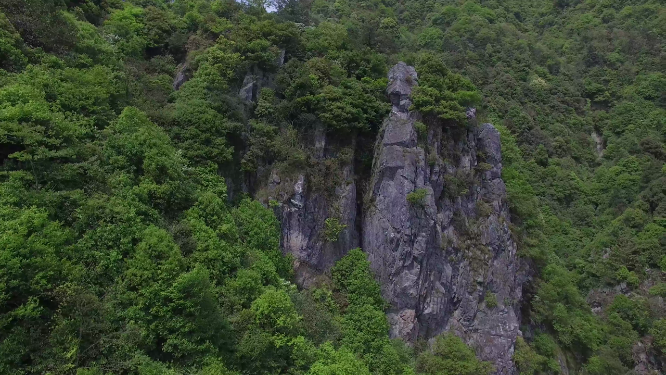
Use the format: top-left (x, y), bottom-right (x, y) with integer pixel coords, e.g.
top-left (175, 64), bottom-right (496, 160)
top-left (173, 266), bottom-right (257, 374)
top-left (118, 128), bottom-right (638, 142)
top-left (0, 0), bottom-right (664, 374)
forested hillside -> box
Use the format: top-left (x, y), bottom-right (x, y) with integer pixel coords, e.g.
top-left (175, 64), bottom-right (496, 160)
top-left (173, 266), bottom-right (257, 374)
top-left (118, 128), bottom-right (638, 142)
top-left (0, 0), bottom-right (663, 374)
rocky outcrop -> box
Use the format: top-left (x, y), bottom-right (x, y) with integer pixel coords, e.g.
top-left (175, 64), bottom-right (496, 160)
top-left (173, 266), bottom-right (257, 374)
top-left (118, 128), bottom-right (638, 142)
top-left (239, 49), bottom-right (286, 102)
top-left (633, 337), bottom-right (664, 375)
top-left (173, 63), bottom-right (190, 90)
top-left (362, 62), bottom-right (523, 374)
top-left (276, 171), bottom-right (358, 287)
top-left (587, 274), bottom-right (665, 375)
top-left (262, 141), bottom-right (359, 288)
top-left (591, 131), bottom-right (604, 158)
top-left (243, 48), bottom-right (361, 285)
top-left (257, 61), bottom-right (524, 373)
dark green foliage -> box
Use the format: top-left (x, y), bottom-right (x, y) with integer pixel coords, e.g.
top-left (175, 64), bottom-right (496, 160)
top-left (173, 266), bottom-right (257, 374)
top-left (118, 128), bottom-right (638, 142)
top-left (416, 334), bottom-right (493, 375)
top-left (649, 283), bottom-right (666, 297)
top-left (331, 249), bottom-right (416, 375)
top-left (414, 121), bottom-right (427, 144)
top-left (410, 0), bottom-right (666, 369)
top-left (0, 0), bottom-right (78, 54)
top-left (307, 343), bottom-right (371, 375)
top-left (444, 171), bottom-right (474, 198)
top-left (332, 249), bottom-right (384, 310)
top-left (411, 54), bottom-right (481, 124)
top-left (484, 291), bottom-right (498, 309)
top-left (323, 218), bottom-right (347, 242)
top-left (0, 12), bottom-right (27, 71)
top-left (651, 319), bottom-right (666, 353)
top-left (277, 58), bottom-right (390, 134)
top-left (407, 188), bottom-right (428, 206)
top-left (607, 295), bottom-right (650, 334)
top-left (532, 264), bottom-right (603, 353)
top-left (475, 201), bottom-right (492, 217)
top-left (291, 289), bottom-right (340, 346)
top-left (582, 347), bottom-right (632, 375)
top-left (512, 337), bottom-right (556, 375)
top-left (317, 78), bottom-right (390, 133)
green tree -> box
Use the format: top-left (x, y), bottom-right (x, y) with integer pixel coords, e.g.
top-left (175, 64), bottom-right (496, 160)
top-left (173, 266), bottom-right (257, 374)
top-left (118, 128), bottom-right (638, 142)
top-left (411, 54), bottom-right (481, 123)
top-left (307, 344), bottom-right (372, 375)
top-left (416, 334), bottom-right (493, 375)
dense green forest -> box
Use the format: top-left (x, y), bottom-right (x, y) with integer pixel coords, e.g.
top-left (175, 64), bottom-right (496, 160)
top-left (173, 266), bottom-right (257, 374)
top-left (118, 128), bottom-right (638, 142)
top-left (0, 0), bottom-right (664, 374)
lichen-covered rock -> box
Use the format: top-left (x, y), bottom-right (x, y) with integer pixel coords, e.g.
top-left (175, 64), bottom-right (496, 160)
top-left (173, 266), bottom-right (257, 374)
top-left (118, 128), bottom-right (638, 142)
top-left (362, 62), bottom-right (524, 374)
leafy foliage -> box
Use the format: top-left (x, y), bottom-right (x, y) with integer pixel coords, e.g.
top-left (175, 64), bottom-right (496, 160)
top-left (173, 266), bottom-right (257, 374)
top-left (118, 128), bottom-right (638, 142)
top-left (406, 188), bottom-right (428, 206)
top-left (0, 0), bottom-right (664, 373)
top-left (323, 218), bottom-right (347, 242)
top-left (411, 54), bottom-right (481, 124)
top-left (416, 334), bottom-right (493, 375)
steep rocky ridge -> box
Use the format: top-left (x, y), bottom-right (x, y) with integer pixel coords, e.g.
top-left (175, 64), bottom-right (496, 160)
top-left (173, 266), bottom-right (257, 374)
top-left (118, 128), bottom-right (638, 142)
top-left (258, 130), bottom-right (360, 287)
top-left (257, 62), bottom-right (524, 373)
top-left (362, 62), bottom-right (523, 374)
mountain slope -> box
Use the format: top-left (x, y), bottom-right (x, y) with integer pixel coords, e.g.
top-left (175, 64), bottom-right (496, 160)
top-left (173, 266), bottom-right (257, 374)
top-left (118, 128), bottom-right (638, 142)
top-left (0, 0), bottom-right (664, 374)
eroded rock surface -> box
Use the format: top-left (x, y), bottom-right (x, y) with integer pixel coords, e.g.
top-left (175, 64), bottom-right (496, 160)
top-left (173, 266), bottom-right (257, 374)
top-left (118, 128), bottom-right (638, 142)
top-left (239, 49), bottom-right (286, 102)
top-left (263, 144), bottom-right (359, 288)
top-left (173, 63), bottom-right (190, 90)
top-left (362, 62), bottom-right (524, 374)
top-left (260, 62), bottom-right (525, 374)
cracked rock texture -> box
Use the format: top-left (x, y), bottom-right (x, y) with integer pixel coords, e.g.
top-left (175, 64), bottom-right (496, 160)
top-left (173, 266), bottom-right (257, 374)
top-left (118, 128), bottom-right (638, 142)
top-left (362, 62), bottom-right (523, 374)
top-left (276, 166), bottom-right (358, 288)
top-left (258, 62), bottom-right (524, 374)
top-left (262, 132), bottom-right (359, 288)
top-left (172, 63), bottom-right (190, 90)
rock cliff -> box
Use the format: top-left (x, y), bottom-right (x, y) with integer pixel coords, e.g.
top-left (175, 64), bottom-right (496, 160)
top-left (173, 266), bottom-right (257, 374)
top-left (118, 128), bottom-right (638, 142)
top-left (362, 62), bottom-right (523, 374)
top-left (261, 129), bottom-right (359, 287)
top-left (268, 163), bottom-right (359, 287)
top-left (263, 62), bottom-right (524, 374)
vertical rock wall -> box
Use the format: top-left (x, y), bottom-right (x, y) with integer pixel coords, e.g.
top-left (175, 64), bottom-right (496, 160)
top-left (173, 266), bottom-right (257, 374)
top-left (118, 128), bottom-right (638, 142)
top-left (261, 62), bottom-right (524, 374)
top-left (276, 164), bottom-right (359, 287)
top-left (263, 136), bottom-right (359, 288)
top-left (362, 62), bottom-right (523, 374)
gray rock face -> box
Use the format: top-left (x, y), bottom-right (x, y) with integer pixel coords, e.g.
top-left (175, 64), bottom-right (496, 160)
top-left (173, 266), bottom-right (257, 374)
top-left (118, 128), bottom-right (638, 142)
top-left (387, 62), bottom-right (418, 113)
top-left (362, 63), bottom-right (523, 374)
top-left (239, 73), bottom-right (257, 102)
top-left (633, 337), bottom-right (664, 375)
top-left (239, 49), bottom-right (286, 102)
top-left (173, 63), bottom-right (190, 90)
top-left (263, 140), bottom-right (359, 287)
top-left (257, 61), bottom-right (524, 373)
